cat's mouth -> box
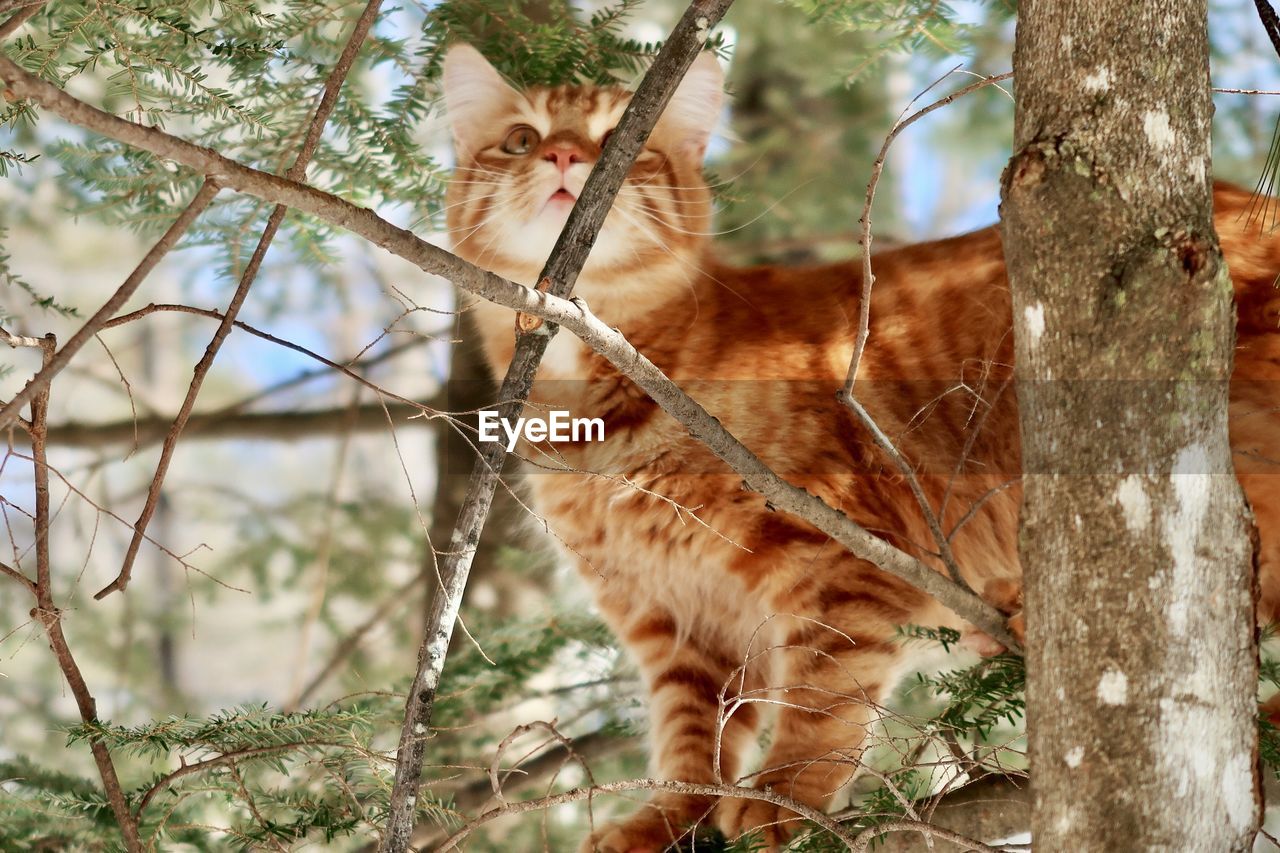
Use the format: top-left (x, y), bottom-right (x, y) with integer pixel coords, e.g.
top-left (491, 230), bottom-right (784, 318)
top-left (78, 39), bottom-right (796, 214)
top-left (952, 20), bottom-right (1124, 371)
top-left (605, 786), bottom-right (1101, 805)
top-left (549, 188), bottom-right (576, 204)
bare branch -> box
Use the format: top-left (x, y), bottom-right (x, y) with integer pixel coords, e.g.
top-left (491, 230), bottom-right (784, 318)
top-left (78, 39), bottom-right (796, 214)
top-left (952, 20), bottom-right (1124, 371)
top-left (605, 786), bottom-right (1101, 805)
top-left (852, 819), bottom-right (1007, 853)
top-left (409, 730), bottom-right (633, 848)
top-left (0, 557), bottom-right (33, 591)
top-left (855, 773), bottom-right (1030, 853)
top-left (95, 0), bottom-right (386, 600)
top-left (288, 563), bottom-right (427, 711)
top-left (101, 302), bottom-right (444, 416)
top-left (0, 326), bottom-right (47, 348)
top-left (834, 69), bottom-right (1016, 619)
top-left (839, 391), bottom-right (974, 592)
top-left (22, 334), bottom-right (144, 851)
top-left (43, 401), bottom-right (440, 448)
top-left (844, 68), bottom-right (1013, 389)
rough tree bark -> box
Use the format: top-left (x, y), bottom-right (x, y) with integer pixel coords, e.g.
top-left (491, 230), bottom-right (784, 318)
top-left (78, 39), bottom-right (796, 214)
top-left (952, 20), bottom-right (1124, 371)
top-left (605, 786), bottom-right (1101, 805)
top-left (1001, 2), bottom-right (1259, 850)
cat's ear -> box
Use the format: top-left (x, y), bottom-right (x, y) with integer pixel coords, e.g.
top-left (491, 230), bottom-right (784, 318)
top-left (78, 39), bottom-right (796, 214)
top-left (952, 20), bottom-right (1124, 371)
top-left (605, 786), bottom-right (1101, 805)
top-left (658, 51), bottom-right (724, 161)
top-left (442, 44), bottom-right (523, 157)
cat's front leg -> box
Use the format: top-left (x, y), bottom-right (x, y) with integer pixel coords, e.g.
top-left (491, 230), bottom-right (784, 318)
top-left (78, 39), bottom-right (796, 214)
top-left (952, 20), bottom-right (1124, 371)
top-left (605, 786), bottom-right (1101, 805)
top-left (580, 606), bottom-right (762, 853)
top-left (715, 578), bottom-right (915, 850)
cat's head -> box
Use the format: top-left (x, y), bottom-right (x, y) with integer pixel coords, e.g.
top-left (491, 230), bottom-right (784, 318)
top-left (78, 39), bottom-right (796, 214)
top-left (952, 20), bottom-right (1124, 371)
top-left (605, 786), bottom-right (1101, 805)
top-left (441, 44), bottom-right (722, 295)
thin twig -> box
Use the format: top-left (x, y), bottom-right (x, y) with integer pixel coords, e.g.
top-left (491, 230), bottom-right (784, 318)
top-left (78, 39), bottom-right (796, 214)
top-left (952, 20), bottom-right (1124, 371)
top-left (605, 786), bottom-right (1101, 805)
top-left (102, 303), bottom-right (444, 416)
top-left (435, 778), bottom-right (858, 852)
top-left (409, 730), bottom-right (632, 849)
top-left (0, 557), bottom-right (33, 591)
top-left (42, 401), bottom-right (441, 448)
top-left (836, 70), bottom-right (1014, 598)
top-left (851, 819), bottom-right (1005, 853)
top-left (487, 721), bottom-right (598, 804)
top-left (0, 181), bottom-right (219, 433)
top-left (843, 69), bottom-right (1013, 389)
top-left (378, 4), bottom-right (735, 848)
top-left (287, 563), bottom-right (427, 711)
top-left (839, 391), bottom-right (972, 592)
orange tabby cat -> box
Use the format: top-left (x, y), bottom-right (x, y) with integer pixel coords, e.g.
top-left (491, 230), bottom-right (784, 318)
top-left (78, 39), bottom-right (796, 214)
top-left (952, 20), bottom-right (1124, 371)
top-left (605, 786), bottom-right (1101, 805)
top-left (441, 44), bottom-right (1280, 852)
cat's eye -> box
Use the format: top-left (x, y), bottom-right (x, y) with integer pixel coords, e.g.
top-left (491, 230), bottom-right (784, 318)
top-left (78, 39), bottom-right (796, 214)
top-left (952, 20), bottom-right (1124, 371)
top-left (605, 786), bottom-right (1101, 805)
top-left (501, 125), bottom-right (540, 155)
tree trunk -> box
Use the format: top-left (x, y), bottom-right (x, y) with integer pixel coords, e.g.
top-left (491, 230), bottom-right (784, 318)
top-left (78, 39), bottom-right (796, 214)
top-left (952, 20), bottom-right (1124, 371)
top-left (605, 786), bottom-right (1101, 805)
top-left (1000, 2), bottom-right (1259, 850)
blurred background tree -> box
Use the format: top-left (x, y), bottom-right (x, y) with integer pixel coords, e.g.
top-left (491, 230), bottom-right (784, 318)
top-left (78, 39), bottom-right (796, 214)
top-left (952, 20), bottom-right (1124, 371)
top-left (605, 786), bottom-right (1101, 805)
top-left (0, 0), bottom-right (1277, 849)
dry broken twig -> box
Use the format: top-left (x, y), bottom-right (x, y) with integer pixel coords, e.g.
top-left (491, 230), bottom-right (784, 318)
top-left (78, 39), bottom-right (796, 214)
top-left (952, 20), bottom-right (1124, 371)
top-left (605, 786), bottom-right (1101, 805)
top-left (838, 69), bottom-right (1015, 600)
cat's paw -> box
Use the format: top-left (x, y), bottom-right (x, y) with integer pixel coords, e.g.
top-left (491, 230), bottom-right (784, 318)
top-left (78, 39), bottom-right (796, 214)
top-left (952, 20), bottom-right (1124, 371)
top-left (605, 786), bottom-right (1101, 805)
top-left (714, 796), bottom-right (803, 850)
top-left (961, 578), bottom-right (1025, 655)
top-left (577, 809), bottom-right (689, 853)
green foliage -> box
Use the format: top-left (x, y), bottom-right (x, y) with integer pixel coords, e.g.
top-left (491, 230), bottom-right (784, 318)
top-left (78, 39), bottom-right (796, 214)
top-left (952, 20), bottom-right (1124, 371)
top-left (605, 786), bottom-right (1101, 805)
top-left (433, 612), bottom-right (617, 726)
top-left (66, 703), bottom-right (372, 758)
top-left (5, 703), bottom-right (418, 849)
top-left (914, 653), bottom-right (1026, 739)
top-left (427, 0), bottom-right (664, 87)
top-left (0, 222), bottom-right (80, 321)
top-left (0, 756), bottom-right (117, 850)
top-left (784, 0), bottom-right (978, 81)
top-left (1261, 717), bottom-right (1280, 779)
top-left (0, 0), bottom-right (690, 293)
top-left (0, 148), bottom-right (38, 176)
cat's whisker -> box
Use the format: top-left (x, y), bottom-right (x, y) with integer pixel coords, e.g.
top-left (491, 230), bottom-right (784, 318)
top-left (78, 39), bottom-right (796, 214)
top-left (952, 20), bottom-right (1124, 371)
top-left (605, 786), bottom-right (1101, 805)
top-left (610, 204), bottom-right (758, 310)
top-left (445, 219), bottom-right (490, 249)
top-left (627, 153), bottom-right (767, 191)
top-left (632, 180), bottom-right (814, 238)
top-left (435, 192), bottom-right (503, 218)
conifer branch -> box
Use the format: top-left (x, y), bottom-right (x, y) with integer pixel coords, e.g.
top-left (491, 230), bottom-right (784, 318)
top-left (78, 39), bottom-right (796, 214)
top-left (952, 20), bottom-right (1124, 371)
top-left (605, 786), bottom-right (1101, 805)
top-left (132, 740), bottom-right (352, 817)
top-left (95, 0), bottom-right (387, 600)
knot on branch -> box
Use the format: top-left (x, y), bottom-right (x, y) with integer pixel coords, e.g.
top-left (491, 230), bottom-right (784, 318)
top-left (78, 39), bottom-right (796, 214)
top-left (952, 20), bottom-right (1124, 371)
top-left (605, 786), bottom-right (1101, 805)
top-left (1159, 227), bottom-right (1213, 278)
top-left (30, 604), bottom-right (61, 627)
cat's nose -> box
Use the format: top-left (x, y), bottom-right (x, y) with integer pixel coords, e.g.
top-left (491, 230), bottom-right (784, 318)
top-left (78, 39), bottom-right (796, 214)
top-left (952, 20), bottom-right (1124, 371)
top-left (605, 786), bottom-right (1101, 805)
top-left (543, 144), bottom-right (585, 174)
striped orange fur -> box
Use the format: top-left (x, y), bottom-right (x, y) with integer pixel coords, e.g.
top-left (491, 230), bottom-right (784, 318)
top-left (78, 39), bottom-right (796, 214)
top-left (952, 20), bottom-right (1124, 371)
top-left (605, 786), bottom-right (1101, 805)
top-left (441, 45), bottom-right (1280, 852)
